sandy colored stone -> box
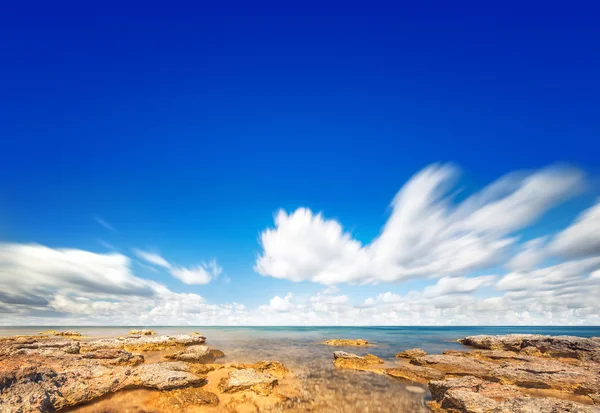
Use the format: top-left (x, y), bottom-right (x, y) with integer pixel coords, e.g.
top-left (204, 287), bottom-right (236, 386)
top-left (210, 348), bottom-right (226, 358)
top-left (459, 334), bottom-right (600, 360)
top-left (55, 330), bottom-right (81, 337)
top-left (128, 329), bottom-right (156, 335)
top-left (395, 348), bottom-right (427, 359)
top-left (218, 368), bottom-right (278, 396)
top-left (332, 351), bottom-right (384, 371)
top-left (364, 354), bottom-right (384, 364)
top-left (230, 360), bottom-right (289, 378)
top-left (324, 339), bottom-right (370, 346)
top-left (82, 333), bottom-right (206, 352)
top-left (385, 363), bottom-right (446, 382)
top-left (158, 387), bottom-right (219, 409)
top-left (164, 345), bottom-right (215, 363)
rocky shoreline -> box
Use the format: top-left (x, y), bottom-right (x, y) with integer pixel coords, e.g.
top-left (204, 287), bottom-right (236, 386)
top-left (1, 331), bottom-right (599, 412)
top-left (0, 331), bottom-right (296, 412)
top-left (333, 334), bottom-right (600, 412)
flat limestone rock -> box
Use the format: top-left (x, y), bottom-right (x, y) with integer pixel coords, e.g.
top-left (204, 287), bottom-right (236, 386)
top-left (55, 331), bottom-right (82, 337)
top-left (324, 339), bottom-right (370, 346)
top-left (218, 368), bottom-right (278, 395)
top-left (428, 375), bottom-right (600, 413)
top-left (395, 348), bottom-right (427, 359)
top-left (0, 336), bottom-right (206, 412)
top-left (459, 334), bottom-right (600, 360)
top-left (158, 387), bottom-right (219, 409)
top-left (164, 345), bottom-right (215, 363)
top-left (82, 333), bottom-right (206, 352)
top-left (128, 329), bottom-right (156, 336)
top-left (230, 360), bottom-right (289, 378)
top-left (130, 362), bottom-right (205, 390)
top-left (385, 363), bottom-right (446, 382)
top-left (332, 351), bottom-right (384, 371)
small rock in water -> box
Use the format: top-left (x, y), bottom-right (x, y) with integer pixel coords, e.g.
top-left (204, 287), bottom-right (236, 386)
top-left (324, 339), bottom-right (370, 346)
top-left (128, 329), bottom-right (156, 335)
top-left (395, 348), bottom-right (427, 359)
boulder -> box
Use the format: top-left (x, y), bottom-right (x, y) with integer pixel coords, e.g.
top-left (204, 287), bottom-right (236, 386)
top-left (324, 339), bottom-right (370, 346)
top-left (218, 369), bottom-right (278, 395)
top-left (210, 349), bottom-right (226, 359)
top-left (128, 329), bottom-right (156, 336)
top-left (332, 351), bottom-right (383, 371)
top-left (395, 348), bottom-right (427, 359)
top-left (230, 360), bottom-right (288, 378)
top-left (55, 331), bottom-right (81, 337)
top-left (164, 345), bottom-right (215, 363)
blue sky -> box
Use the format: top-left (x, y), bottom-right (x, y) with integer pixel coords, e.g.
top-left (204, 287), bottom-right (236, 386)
top-left (1, 1), bottom-right (599, 325)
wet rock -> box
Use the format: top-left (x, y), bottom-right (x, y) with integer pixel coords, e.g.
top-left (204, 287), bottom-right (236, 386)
top-left (164, 345), bottom-right (215, 363)
top-left (411, 354), bottom-right (495, 377)
top-left (230, 361), bottom-right (289, 378)
top-left (324, 339), bottom-right (370, 346)
top-left (429, 376), bottom-right (524, 402)
top-left (128, 329), bottom-right (156, 336)
top-left (385, 363), bottom-right (446, 383)
top-left (218, 368), bottom-right (278, 395)
top-left (55, 330), bottom-right (81, 337)
top-left (210, 348), bottom-right (226, 358)
top-left (82, 333), bottom-right (206, 352)
top-left (396, 348), bottom-right (427, 359)
top-left (429, 375), bottom-right (600, 413)
top-left (189, 363), bottom-right (225, 375)
top-left (459, 334), bottom-right (600, 360)
top-left (158, 387), bottom-right (219, 408)
top-left (364, 354), bottom-right (384, 364)
top-left (332, 351), bottom-right (383, 371)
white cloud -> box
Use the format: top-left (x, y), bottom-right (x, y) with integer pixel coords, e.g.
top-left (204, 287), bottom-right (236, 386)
top-left (1, 241), bottom-right (600, 326)
top-left (133, 249), bottom-right (222, 285)
top-left (496, 257), bottom-right (600, 292)
top-left (264, 293), bottom-right (295, 312)
top-left (507, 237), bottom-right (548, 270)
top-left (133, 249), bottom-right (172, 269)
top-left (550, 200), bottom-right (600, 259)
top-left (0, 243), bottom-right (247, 326)
top-left (255, 164), bottom-right (583, 285)
top-left (422, 275), bottom-right (496, 298)
top-left (170, 260), bottom-right (222, 285)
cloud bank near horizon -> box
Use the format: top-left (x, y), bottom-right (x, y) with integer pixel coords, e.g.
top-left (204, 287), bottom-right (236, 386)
top-left (1, 163), bottom-right (600, 326)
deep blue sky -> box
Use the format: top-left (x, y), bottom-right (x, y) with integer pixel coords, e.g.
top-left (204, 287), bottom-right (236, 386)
top-left (1, 1), bottom-right (599, 306)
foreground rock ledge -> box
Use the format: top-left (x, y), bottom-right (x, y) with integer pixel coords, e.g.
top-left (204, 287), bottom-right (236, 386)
top-left (0, 334), bottom-right (293, 413)
top-left (333, 334), bottom-right (600, 413)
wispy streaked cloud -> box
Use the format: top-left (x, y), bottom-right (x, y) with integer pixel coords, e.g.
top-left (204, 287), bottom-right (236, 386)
top-left (93, 215), bottom-right (117, 232)
top-left (133, 249), bottom-right (172, 269)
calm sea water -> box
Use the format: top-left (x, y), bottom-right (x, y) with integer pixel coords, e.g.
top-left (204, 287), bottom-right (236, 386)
top-left (4, 326), bottom-right (599, 412)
